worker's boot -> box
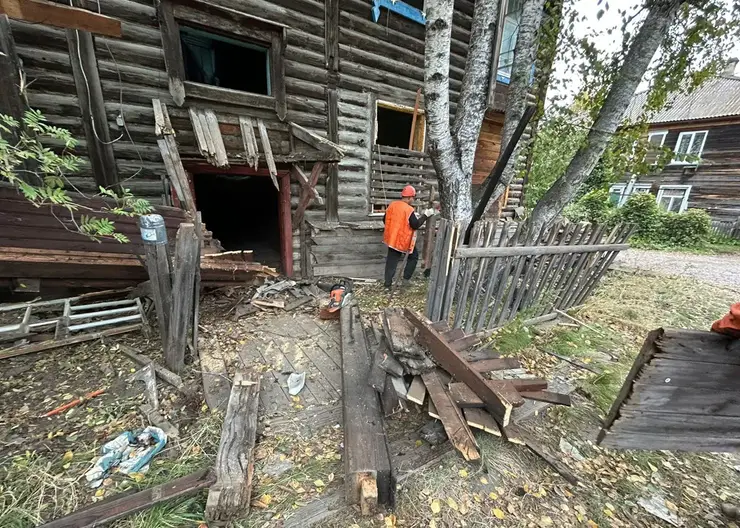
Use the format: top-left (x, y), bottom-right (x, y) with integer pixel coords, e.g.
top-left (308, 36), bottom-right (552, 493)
top-left (722, 503), bottom-right (740, 519)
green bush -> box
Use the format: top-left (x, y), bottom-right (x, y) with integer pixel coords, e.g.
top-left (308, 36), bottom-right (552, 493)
top-left (563, 189), bottom-right (618, 225)
top-left (618, 192), bottom-right (661, 239)
top-left (656, 208), bottom-right (711, 246)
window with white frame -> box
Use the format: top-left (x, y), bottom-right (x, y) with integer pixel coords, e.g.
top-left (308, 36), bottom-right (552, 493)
top-left (609, 183), bottom-right (652, 206)
top-left (672, 130), bottom-right (707, 164)
top-left (648, 131), bottom-right (667, 147)
top-left (496, 0), bottom-right (523, 83)
top-left (656, 185), bottom-right (691, 213)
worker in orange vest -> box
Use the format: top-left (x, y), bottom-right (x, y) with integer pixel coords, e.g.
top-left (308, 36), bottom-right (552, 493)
top-left (383, 185), bottom-right (435, 288)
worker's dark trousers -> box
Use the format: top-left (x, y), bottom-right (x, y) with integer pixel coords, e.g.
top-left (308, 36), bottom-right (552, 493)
top-left (384, 247), bottom-right (419, 287)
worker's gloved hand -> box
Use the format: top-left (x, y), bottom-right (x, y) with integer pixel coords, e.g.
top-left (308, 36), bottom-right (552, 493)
top-left (422, 208), bottom-right (435, 217)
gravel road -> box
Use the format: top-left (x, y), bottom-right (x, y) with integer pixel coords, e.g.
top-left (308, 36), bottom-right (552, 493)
top-left (613, 248), bottom-right (740, 290)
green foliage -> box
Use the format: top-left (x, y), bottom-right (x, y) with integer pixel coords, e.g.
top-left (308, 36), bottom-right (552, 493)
top-left (0, 110), bottom-right (152, 242)
top-left (618, 193), bottom-right (711, 248)
top-left (563, 188), bottom-right (617, 225)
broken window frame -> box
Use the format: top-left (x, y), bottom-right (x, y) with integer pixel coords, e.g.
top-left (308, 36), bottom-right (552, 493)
top-left (158, 0), bottom-right (287, 119)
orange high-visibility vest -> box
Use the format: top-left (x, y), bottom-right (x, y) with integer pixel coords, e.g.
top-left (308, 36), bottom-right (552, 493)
top-left (384, 200), bottom-right (416, 253)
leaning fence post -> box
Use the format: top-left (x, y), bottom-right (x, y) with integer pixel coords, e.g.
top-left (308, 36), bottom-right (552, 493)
top-left (139, 214), bottom-right (173, 359)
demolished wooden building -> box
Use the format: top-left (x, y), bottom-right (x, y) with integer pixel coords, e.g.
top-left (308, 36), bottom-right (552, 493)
top-left (0, 0), bottom-right (526, 287)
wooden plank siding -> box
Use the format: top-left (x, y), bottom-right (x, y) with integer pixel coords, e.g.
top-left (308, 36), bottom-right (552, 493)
top-left (627, 120), bottom-right (740, 221)
top-left (6, 0), bottom-right (515, 279)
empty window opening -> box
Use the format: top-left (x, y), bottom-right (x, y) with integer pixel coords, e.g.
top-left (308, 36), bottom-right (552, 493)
top-left (194, 174), bottom-right (281, 268)
top-left (180, 26), bottom-right (270, 95)
top-left (376, 106), bottom-right (415, 149)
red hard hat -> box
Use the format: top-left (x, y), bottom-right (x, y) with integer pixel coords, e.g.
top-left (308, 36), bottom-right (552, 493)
top-left (401, 185), bottom-right (416, 197)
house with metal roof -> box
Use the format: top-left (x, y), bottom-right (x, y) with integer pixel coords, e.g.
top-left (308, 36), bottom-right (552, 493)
top-left (614, 59), bottom-right (740, 221)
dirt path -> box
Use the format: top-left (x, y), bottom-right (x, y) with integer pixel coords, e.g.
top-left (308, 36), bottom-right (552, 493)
top-left (614, 248), bottom-right (740, 290)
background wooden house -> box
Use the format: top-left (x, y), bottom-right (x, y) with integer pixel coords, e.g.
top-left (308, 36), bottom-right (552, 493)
top-left (616, 60), bottom-right (740, 222)
top-left (0, 0), bottom-right (526, 282)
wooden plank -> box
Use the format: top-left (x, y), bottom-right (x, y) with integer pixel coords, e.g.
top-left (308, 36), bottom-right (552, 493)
top-left (1, 0), bottom-right (122, 37)
top-left (239, 116), bottom-right (259, 169)
top-left (463, 408), bottom-right (501, 436)
top-left (519, 391), bottom-right (572, 406)
top-left (66, 13), bottom-right (119, 189)
top-left (406, 376), bottom-right (426, 405)
top-left (166, 223), bottom-right (198, 374)
top-left (292, 165), bottom-right (323, 205)
top-left (452, 222), bottom-right (483, 329)
top-left (270, 29), bottom-right (287, 120)
top-left (39, 470), bottom-right (214, 528)
top-left (457, 242), bottom-right (631, 259)
top-left (442, 327), bottom-right (465, 341)
top-left (325, 88), bottom-right (339, 222)
top-left (118, 344), bottom-right (190, 396)
top-left (408, 87), bottom-right (421, 150)
top-left (382, 307), bottom-right (425, 358)
top-left (257, 118), bottom-right (279, 191)
top-left (205, 371), bottom-right (260, 523)
top-left (449, 381), bottom-right (525, 408)
top-left (486, 223), bottom-right (526, 329)
top-left (205, 109), bottom-right (229, 167)
top-left (426, 219), bottom-right (452, 320)
top-left (391, 375), bottom-right (408, 400)
top-left (474, 221), bottom-right (512, 331)
top-left (449, 333), bottom-right (482, 352)
top-left (421, 370), bottom-right (480, 461)
top-left (192, 212), bottom-right (202, 356)
top-left (366, 323), bottom-right (387, 394)
top-left (292, 162), bottom-right (325, 227)
top-left (405, 309), bottom-right (513, 426)
top-left (143, 241), bottom-right (172, 352)
top-left (470, 358), bottom-right (521, 372)
top-left (0, 16), bottom-right (24, 139)
top-left (519, 222), bottom-right (562, 311)
top-left (156, 101), bottom-right (196, 215)
top-left (464, 221), bottom-right (495, 333)
top-left (339, 300), bottom-right (395, 511)
top-left (440, 223), bottom-right (464, 322)
top-left (290, 122), bottom-right (343, 158)
top-left (156, 0), bottom-right (185, 106)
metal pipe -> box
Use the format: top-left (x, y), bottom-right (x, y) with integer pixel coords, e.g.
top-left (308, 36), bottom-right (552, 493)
top-left (69, 306), bottom-right (138, 320)
top-left (71, 299), bottom-right (137, 311)
top-left (69, 314), bottom-right (141, 332)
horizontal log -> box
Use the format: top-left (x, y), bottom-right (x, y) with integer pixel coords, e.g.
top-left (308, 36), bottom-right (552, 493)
top-left (456, 243), bottom-right (630, 259)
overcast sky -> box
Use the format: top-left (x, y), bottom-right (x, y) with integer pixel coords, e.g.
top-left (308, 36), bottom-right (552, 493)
top-left (548, 0), bottom-right (740, 106)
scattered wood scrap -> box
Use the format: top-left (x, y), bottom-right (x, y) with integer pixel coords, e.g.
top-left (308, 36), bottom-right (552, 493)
top-left (39, 470), bottom-right (214, 528)
top-left (382, 307), bottom-right (436, 375)
top-left (598, 328), bottom-right (740, 452)
top-left (340, 297), bottom-right (395, 514)
top-left (206, 371), bottom-right (260, 523)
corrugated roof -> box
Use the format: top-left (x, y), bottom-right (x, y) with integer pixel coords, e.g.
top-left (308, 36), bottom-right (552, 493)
top-left (626, 75), bottom-right (740, 124)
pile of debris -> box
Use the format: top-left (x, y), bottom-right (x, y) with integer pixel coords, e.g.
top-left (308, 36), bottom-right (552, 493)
top-left (339, 300), bottom-right (576, 513)
top-left (226, 279), bottom-right (323, 319)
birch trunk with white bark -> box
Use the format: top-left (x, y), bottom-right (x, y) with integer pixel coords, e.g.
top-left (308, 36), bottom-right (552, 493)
top-left (528, 0), bottom-right (681, 234)
top-left (425, 0), bottom-right (498, 222)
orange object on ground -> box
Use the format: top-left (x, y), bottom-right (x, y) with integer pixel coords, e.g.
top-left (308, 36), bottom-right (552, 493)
top-left (711, 302), bottom-right (740, 337)
top-left (384, 200), bottom-right (415, 253)
top-left (41, 389), bottom-right (106, 418)
top-left (401, 185), bottom-right (416, 197)
top-left (319, 284), bottom-right (347, 320)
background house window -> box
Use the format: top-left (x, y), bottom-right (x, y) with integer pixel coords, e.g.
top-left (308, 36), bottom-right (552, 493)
top-left (673, 130), bottom-right (707, 163)
top-left (656, 185), bottom-right (691, 213)
top-left (496, 0), bottom-right (523, 83)
top-left (180, 26), bottom-right (270, 95)
top-left (609, 183), bottom-right (651, 206)
top-left (648, 131), bottom-right (667, 147)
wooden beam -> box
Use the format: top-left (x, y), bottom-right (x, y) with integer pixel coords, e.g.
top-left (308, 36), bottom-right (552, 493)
top-left (206, 371), bottom-right (260, 523)
top-left (270, 29), bottom-right (287, 120)
top-left (457, 243), bottom-right (631, 259)
top-left (449, 381), bottom-right (525, 408)
top-left (421, 370), bottom-right (480, 461)
top-left (290, 122), bottom-right (344, 158)
top-left (408, 88), bottom-right (421, 150)
top-left (470, 358), bottom-right (522, 372)
top-left (292, 161), bottom-right (324, 227)
top-left (0, 16), bottom-right (24, 126)
top-left (340, 299), bottom-right (395, 512)
top-left (239, 116), bottom-right (259, 169)
top-left (166, 223), bottom-right (198, 374)
top-left (325, 88), bottom-right (339, 222)
top-left (324, 0), bottom-right (339, 74)
top-left (257, 118), bottom-right (279, 190)
top-left (66, 9), bottom-right (119, 189)
top-left (404, 309), bottom-right (514, 426)
top-left (519, 390), bottom-right (572, 406)
top-left (156, 0), bottom-right (185, 106)
top-left (39, 470), bottom-right (214, 528)
top-left (0, 0), bottom-right (122, 37)
top-left (154, 100), bottom-right (196, 215)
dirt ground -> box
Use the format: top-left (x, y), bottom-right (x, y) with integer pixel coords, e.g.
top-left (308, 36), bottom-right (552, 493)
top-left (1, 270), bottom-right (739, 528)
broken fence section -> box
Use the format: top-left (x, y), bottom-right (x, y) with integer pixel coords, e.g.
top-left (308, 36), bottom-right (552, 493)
top-left (426, 218), bottom-right (633, 330)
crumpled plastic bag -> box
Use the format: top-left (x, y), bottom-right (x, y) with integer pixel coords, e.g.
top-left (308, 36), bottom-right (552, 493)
top-left (85, 426), bottom-right (167, 488)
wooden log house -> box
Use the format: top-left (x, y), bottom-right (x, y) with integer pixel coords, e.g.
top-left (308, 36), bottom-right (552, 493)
top-left (0, 0), bottom-right (526, 281)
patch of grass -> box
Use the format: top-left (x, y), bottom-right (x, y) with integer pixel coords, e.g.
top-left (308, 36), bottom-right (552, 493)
top-left (488, 320), bottom-right (534, 355)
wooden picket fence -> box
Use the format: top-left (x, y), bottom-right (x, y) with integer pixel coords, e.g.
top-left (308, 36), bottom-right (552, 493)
top-left (710, 218), bottom-right (740, 240)
top-left (425, 218), bottom-right (633, 331)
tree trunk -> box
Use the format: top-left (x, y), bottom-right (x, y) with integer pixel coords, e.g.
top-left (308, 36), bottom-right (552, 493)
top-left (528, 0), bottom-right (681, 233)
top-left (486, 0), bottom-right (546, 218)
top-left (425, 0), bottom-right (498, 222)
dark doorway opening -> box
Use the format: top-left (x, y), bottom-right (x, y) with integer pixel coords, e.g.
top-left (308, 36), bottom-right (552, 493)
top-left (194, 173), bottom-right (281, 268)
top-left (180, 25), bottom-right (270, 95)
top-left (376, 106), bottom-right (414, 149)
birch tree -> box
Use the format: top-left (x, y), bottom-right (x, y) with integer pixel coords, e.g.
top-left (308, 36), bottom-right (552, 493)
top-left (424, 0), bottom-right (499, 221)
top-left (528, 0), bottom-right (739, 233)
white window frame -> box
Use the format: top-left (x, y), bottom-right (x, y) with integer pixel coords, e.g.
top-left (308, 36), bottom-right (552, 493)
top-left (648, 130), bottom-right (667, 147)
top-left (609, 183), bottom-right (652, 207)
top-left (671, 130), bottom-right (708, 164)
top-left (656, 185), bottom-right (692, 213)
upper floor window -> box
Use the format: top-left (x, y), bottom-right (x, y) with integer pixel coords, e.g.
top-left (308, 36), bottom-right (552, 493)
top-left (673, 130), bottom-right (707, 164)
top-left (496, 0), bottom-right (523, 84)
top-left (648, 131), bottom-right (667, 147)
